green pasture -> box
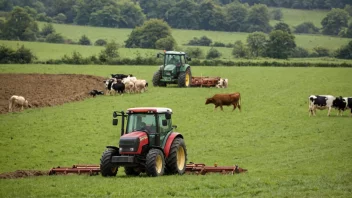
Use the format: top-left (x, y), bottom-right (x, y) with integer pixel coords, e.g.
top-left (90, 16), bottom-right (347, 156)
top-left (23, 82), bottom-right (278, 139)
top-left (0, 64), bottom-right (351, 197)
top-left (269, 8), bottom-right (329, 28)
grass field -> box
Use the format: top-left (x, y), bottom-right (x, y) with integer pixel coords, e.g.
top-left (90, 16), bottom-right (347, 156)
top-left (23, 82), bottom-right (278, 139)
top-left (0, 64), bottom-right (351, 197)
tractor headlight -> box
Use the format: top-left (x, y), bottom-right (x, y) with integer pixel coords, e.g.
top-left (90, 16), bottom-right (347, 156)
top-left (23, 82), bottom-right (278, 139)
top-left (119, 148), bottom-right (122, 152)
top-left (129, 148), bottom-right (134, 151)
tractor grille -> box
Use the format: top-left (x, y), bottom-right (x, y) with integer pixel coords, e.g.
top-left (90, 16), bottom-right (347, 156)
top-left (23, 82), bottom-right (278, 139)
top-left (119, 137), bottom-right (140, 153)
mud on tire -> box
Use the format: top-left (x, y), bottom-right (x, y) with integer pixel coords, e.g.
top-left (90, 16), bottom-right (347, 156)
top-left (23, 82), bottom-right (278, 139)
top-left (166, 137), bottom-right (187, 175)
top-left (100, 148), bottom-right (119, 177)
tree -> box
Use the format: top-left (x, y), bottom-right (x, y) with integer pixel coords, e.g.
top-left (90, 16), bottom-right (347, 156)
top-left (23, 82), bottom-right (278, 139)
top-left (246, 4), bottom-right (271, 33)
top-left (294, 22), bottom-right (320, 34)
top-left (274, 22), bottom-right (291, 34)
top-left (89, 6), bottom-right (121, 27)
top-left (271, 8), bottom-right (283, 21)
top-left (224, 3), bottom-right (249, 32)
top-left (119, 2), bottom-right (146, 28)
top-left (206, 47), bottom-right (221, 59)
top-left (345, 5), bottom-right (352, 16)
top-left (265, 30), bottom-right (296, 59)
top-left (53, 13), bottom-right (67, 24)
top-left (232, 40), bottom-right (248, 58)
top-left (79, 35), bottom-right (91, 45)
top-left (125, 19), bottom-right (175, 49)
top-left (40, 23), bottom-right (55, 37)
top-left (185, 47), bottom-right (204, 59)
top-left (165, 0), bottom-right (200, 29)
top-left (139, 0), bottom-right (175, 19)
top-left (2, 7), bottom-right (39, 41)
top-left (45, 33), bottom-right (65, 43)
top-left (321, 8), bottom-right (349, 35)
top-left (100, 41), bottom-right (119, 59)
top-left (246, 32), bottom-right (267, 57)
top-left (95, 39), bottom-right (107, 46)
top-left (155, 36), bottom-right (176, 51)
top-left (334, 40), bottom-right (352, 59)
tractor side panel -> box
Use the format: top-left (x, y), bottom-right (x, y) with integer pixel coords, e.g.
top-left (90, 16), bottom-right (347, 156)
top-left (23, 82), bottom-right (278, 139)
top-left (179, 65), bottom-right (190, 72)
top-left (164, 132), bottom-right (183, 157)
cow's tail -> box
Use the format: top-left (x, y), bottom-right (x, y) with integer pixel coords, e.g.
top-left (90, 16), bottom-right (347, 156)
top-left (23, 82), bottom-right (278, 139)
top-left (238, 93), bottom-right (242, 112)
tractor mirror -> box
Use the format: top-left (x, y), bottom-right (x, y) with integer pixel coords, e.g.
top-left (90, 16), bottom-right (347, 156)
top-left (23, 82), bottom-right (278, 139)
top-left (113, 111), bottom-right (118, 118)
top-left (157, 54), bottom-right (160, 58)
top-left (172, 125), bottom-right (177, 129)
top-left (112, 118), bottom-right (118, 126)
top-left (165, 112), bottom-right (171, 119)
top-left (162, 120), bottom-right (168, 126)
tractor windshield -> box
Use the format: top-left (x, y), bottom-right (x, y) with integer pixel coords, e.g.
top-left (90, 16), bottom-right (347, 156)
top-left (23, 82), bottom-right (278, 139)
top-left (126, 113), bottom-right (157, 134)
top-left (165, 54), bottom-right (181, 66)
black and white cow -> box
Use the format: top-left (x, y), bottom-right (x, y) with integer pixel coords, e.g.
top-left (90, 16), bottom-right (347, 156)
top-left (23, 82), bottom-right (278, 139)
top-left (89, 90), bottom-right (104, 97)
top-left (103, 78), bottom-right (116, 95)
top-left (333, 96), bottom-right (352, 116)
top-left (308, 95), bottom-right (336, 116)
top-left (111, 79), bottom-right (125, 95)
top-left (111, 74), bottom-right (133, 80)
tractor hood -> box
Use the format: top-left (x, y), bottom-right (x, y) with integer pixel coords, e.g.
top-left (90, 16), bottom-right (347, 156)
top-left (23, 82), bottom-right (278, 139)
top-left (163, 64), bottom-right (176, 71)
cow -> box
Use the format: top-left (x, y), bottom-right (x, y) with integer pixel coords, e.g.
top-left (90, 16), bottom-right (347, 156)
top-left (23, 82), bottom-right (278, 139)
top-left (308, 95), bottom-right (337, 116)
top-left (111, 79), bottom-right (125, 95)
top-left (89, 90), bottom-right (104, 97)
top-left (205, 92), bottom-right (241, 111)
top-left (333, 96), bottom-right (352, 116)
top-left (122, 75), bottom-right (137, 84)
top-left (216, 78), bottom-right (229, 88)
top-left (124, 81), bottom-right (135, 94)
top-left (8, 95), bottom-right (31, 112)
top-left (111, 74), bottom-right (133, 79)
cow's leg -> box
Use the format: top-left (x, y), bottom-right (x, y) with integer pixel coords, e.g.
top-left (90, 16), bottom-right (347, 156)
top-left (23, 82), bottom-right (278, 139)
top-left (232, 104), bottom-right (237, 111)
top-left (214, 105), bottom-right (218, 111)
top-left (21, 105), bottom-right (24, 111)
top-left (220, 105), bottom-right (224, 111)
top-left (8, 101), bottom-right (12, 112)
top-left (327, 107), bottom-right (332, 116)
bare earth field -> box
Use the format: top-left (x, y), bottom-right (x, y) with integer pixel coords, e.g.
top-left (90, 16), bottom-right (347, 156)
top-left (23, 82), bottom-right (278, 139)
top-left (0, 73), bottom-right (106, 114)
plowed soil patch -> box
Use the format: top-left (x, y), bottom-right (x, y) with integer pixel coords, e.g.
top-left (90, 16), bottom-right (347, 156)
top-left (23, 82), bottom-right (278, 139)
top-left (0, 73), bottom-right (106, 114)
top-left (0, 170), bottom-right (49, 179)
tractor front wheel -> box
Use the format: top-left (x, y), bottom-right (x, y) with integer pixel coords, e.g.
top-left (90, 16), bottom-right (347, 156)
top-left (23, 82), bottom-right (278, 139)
top-left (152, 71), bottom-right (166, 87)
top-left (146, 149), bottom-right (165, 177)
top-left (100, 148), bottom-right (119, 177)
top-left (166, 137), bottom-right (187, 175)
top-left (178, 68), bottom-right (192, 87)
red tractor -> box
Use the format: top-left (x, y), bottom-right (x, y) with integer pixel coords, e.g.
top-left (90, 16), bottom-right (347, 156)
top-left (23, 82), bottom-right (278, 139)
top-left (100, 107), bottom-right (187, 177)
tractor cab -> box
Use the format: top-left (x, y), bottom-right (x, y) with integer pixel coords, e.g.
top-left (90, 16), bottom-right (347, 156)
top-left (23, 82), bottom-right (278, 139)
top-left (102, 107), bottom-right (186, 177)
top-left (153, 51), bottom-right (192, 87)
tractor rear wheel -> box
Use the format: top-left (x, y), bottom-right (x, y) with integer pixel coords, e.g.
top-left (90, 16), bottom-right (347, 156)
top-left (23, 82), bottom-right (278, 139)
top-left (166, 137), bottom-right (187, 175)
top-left (152, 71), bottom-right (166, 87)
top-left (178, 68), bottom-right (192, 87)
top-left (100, 148), bottom-right (119, 177)
top-left (146, 149), bottom-right (165, 177)
top-left (124, 167), bottom-right (141, 176)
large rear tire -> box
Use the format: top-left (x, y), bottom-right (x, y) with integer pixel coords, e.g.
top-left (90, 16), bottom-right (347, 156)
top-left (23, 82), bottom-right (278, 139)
top-left (166, 137), bottom-right (187, 175)
top-left (100, 148), bottom-right (119, 177)
top-left (178, 67), bottom-right (192, 87)
top-left (152, 71), bottom-right (166, 87)
top-left (146, 149), bottom-right (165, 177)
top-left (124, 167), bottom-right (141, 176)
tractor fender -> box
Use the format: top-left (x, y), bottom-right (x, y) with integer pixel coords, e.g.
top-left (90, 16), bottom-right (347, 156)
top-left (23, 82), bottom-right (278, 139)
top-left (179, 65), bottom-right (190, 72)
top-left (106, 146), bottom-right (119, 151)
top-left (164, 132), bottom-right (183, 158)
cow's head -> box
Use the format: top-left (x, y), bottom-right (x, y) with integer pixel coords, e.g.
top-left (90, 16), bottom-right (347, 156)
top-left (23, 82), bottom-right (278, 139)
top-left (205, 98), bottom-right (214, 105)
top-left (333, 96), bottom-right (346, 109)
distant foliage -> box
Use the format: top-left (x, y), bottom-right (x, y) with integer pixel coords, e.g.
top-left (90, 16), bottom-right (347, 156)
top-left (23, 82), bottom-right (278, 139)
top-left (206, 47), bottom-right (221, 59)
top-left (265, 30), bottom-right (296, 59)
top-left (313, 46), bottom-right (330, 57)
top-left (321, 8), bottom-right (349, 35)
top-left (45, 33), bottom-right (64, 43)
top-left (274, 22), bottom-right (291, 34)
top-left (290, 46), bottom-right (309, 58)
top-left (78, 35), bottom-right (91, 45)
top-left (40, 23), bottom-right (55, 37)
top-left (185, 47), bottom-right (204, 59)
top-left (155, 36), bottom-right (176, 51)
top-left (125, 19), bottom-right (175, 49)
top-left (294, 22), bottom-right (320, 34)
top-left (187, 36), bottom-right (212, 46)
top-left (334, 41), bottom-right (352, 59)
top-left (94, 39), bottom-right (107, 46)
top-left (271, 9), bottom-right (283, 21)
top-left (246, 31), bottom-right (267, 57)
top-left (232, 40), bottom-right (248, 58)
top-left (0, 45), bottom-right (36, 63)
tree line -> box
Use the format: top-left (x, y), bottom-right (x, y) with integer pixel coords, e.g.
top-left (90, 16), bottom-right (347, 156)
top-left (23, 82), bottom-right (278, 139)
top-left (0, 0), bottom-right (351, 35)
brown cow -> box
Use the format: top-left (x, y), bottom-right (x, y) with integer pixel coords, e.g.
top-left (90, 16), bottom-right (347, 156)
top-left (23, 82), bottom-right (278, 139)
top-left (205, 92), bottom-right (241, 111)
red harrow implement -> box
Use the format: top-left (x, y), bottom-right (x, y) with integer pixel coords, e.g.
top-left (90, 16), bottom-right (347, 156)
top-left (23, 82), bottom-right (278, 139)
top-left (191, 76), bottom-right (221, 87)
top-left (48, 163), bottom-right (247, 176)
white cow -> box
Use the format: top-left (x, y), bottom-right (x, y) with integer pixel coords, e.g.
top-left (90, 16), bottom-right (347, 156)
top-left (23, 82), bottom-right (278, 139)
top-left (216, 78), bottom-right (228, 88)
top-left (308, 95), bottom-right (336, 116)
top-left (8, 95), bottom-right (31, 112)
top-left (124, 81), bottom-right (135, 94)
top-left (134, 80), bottom-right (148, 93)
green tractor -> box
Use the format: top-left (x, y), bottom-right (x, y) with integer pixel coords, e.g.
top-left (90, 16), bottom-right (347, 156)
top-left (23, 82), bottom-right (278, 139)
top-left (152, 51), bottom-right (192, 87)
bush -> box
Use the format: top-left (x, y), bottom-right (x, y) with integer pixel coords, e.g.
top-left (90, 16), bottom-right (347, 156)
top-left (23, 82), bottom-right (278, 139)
top-left (53, 13), bottom-right (67, 24)
top-left (61, 51), bottom-right (90, 64)
top-left (313, 46), bottom-right (330, 57)
top-left (155, 36), bottom-right (176, 51)
top-left (36, 13), bottom-right (52, 22)
top-left (185, 47), bottom-right (204, 59)
top-left (206, 47), bottom-right (221, 59)
top-left (334, 41), bottom-right (352, 59)
top-left (271, 9), bottom-right (283, 21)
top-left (290, 47), bottom-right (309, 58)
top-left (212, 42), bottom-right (226, 47)
top-left (187, 36), bottom-right (212, 46)
top-left (0, 45), bottom-right (36, 63)
top-left (99, 41), bottom-right (120, 62)
top-left (40, 23), bottom-right (55, 37)
top-left (294, 22), bottom-right (320, 34)
top-left (232, 40), bottom-right (248, 58)
top-left (78, 35), bottom-right (91, 45)
top-left (45, 33), bottom-right (64, 43)
top-left (94, 39), bottom-right (107, 46)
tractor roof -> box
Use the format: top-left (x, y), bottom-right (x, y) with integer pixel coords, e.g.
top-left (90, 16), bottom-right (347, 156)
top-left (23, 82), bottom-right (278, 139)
top-left (165, 51), bottom-right (186, 55)
top-left (127, 107), bottom-right (173, 113)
